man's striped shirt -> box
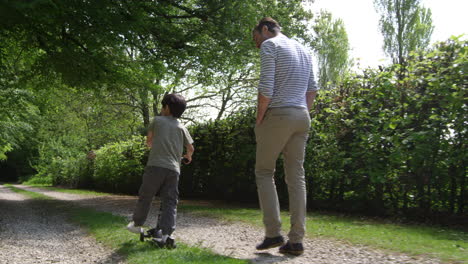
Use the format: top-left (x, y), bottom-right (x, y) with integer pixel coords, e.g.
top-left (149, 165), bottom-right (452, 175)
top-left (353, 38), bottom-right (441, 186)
top-left (258, 34), bottom-right (319, 109)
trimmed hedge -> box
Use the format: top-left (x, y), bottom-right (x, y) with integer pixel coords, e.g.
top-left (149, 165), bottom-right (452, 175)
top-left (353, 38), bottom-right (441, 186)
top-left (180, 108), bottom-right (258, 202)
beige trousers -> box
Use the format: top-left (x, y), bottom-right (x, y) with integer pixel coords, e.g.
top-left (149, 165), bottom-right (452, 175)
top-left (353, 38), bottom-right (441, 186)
top-left (255, 107), bottom-right (310, 243)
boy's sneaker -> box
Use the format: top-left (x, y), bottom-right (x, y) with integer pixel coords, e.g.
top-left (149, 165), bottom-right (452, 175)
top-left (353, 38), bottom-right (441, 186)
top-left (147, 228), bottom-right (163, 239)
top-left (279, 241), bottom-right (304, 256)
top-left (165, 237), bottom-right (176, 249)
top-left (126, 221), bottom-right (143, 234)
top-left (256, 236), bottom-right (284, 250)
top-left (152, 236), bottom-right (176, 249)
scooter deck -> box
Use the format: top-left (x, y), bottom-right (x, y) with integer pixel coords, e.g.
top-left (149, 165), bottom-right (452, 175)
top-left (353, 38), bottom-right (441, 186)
top-left (139, 228), bottom-right (162, 242)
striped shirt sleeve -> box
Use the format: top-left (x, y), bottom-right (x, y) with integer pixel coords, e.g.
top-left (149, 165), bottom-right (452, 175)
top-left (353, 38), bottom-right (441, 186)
top-left (258, 40), bottom-right (276, 98)
top-left (307, 63), bottom-right (319, 92)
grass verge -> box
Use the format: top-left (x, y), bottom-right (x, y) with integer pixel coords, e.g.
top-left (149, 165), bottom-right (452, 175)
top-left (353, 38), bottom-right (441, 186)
top-left (5, 184), bottom-right (52, 200)
top-left (23, 183), bottom-right (109, 196)
top-left (5, 185), bottom-right (249, 264)
top-left (179, 204), bottom-right (468, 263)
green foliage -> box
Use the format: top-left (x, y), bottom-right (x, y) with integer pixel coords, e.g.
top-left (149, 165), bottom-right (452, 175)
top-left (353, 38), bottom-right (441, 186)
top-left (182, 38), bottom-right (467, 219)
top-left (8, 80), bottom-right (142, 183)
top-left (0, 0), bottom-right (314, 180)
top-left (374, 0), bottom-right (434, 65)
top-left (2, 1), bottom-right (464, 224)
top-left (23, 173), bottom-right (53, 186)
top-left (34, 85), bottom-right (141, 150)
top-left (306, 38), bottom-right (467, 217)
top-left (0, 144), bottom-right (12, 161)
top-left (0, 0), bottom-right (313, 88)
top-left (31, 135), bottom-right (89, 187)
top-left (181, 108), bottom-right (258, 201)
top-left (93, 136), bottom-right (147, 194)
top-left (19, 38), bottom-right (466, 222)
top-left (312, 10), bottom-right (351, 89)
top-left (26, 135), bottom-right (147, 191)
top-left (0, 88), bottom-right (38, 158)
top-left (0, 33), bottom-right (41, 161)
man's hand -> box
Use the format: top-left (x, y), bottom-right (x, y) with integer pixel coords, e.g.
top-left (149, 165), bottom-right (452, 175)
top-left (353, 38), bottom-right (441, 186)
top-left (256, 93), bottom-right (271, 125)
top-left (306, 91), bottom-right (317, 111)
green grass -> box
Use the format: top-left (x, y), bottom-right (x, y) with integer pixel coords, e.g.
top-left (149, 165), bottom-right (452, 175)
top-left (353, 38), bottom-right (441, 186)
top-left (33, 185), bottom-right (110, 196)
top-left (21, 175), bottom-right (53, 186)
top-left (24, 184), bottom-right (109, 196)
top-left (5, 185), bottom-right (249, 264)
top-left (5, 184), bottom-right (52, 200)
top-left (69, 208), bottom-right (249, 264)
top-left (179, 204), bottom-right (468, 263)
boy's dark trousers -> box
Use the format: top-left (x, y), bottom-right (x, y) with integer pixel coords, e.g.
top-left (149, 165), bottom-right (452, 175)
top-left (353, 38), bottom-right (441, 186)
top-left (133, 166), bottom-right (179, 236)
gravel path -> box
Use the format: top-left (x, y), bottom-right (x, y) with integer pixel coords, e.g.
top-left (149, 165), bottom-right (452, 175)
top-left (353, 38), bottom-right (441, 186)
top-left (0, 184), bottom-right (124, 264)
top-left (8, 184), bottom-right (444, 264)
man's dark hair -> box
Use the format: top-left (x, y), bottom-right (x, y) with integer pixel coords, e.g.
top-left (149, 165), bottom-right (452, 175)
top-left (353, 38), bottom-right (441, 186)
top-left (161, 93), bottom-right (187, 118)
top-left (254, 17), bottom-right (281, 33)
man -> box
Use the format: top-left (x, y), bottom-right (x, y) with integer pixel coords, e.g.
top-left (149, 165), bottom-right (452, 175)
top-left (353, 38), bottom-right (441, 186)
top-left (252, 17), bottom-right (318, 256)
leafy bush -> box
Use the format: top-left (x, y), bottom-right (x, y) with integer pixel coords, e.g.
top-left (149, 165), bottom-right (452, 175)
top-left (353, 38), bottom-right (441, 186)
top-left (29, 135), bottom-right (90, 187)
top-left (307, 38), bottom-right (467, 218)
top-left (23, 174), bottom-right (53, 186)
top-left (92, 135), bottom-right (147, 194)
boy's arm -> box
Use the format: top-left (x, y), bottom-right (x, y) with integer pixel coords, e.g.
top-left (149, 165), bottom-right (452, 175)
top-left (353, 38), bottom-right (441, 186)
top-left (146, 130), bottom-right (153, 148)
top-left (183, 143), bottom-right (194, 164)
top-left (147, 117), bottom-right (156, 148)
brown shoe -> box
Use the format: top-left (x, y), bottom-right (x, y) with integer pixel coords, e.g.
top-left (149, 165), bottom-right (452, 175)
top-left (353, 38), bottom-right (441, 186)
top-left (279, 241), bottom-right (304, 256)
top-left (256, 236), bottom-right (285, 250)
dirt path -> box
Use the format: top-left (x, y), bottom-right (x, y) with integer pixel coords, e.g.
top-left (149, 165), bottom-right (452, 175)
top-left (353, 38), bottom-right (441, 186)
top-left (10, 184), bottom-right (443, 264)
top-left (0, 184), bottom-right (124, 264)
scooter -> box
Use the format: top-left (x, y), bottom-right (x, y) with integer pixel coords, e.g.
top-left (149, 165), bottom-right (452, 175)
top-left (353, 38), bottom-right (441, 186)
top-left (138, 201), bottom-right (177, 249)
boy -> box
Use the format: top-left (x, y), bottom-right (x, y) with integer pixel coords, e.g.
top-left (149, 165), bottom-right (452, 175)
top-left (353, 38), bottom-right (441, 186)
top-left (127, 93), bottom-right (194, 248)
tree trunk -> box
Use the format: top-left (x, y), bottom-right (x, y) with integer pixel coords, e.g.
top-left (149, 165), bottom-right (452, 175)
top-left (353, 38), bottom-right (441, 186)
top-left (152, 79), bottom-right (162, 116)
top-left (402, 182), bottom-right (409, 213)
top-left (152, 91), bottom-right (160, 117)
top-left (141, 103), bottom-right (150, 128)
top-left (139, 89), bottom-right (150, 128)
top-left (374, 183), bottom-right (385, 214)
top-left (458, 164), bottom-right (466, 214)
top-left (395, 0), bottom-right (405, 66)
top-left (449, 165), bottom-right (457, 213)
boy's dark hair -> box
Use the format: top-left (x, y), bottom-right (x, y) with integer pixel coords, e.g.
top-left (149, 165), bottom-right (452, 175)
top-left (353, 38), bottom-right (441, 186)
top-left (254, 17), bottom-right (281, 33)
top-left (161, 93), bottom-right (187, 118)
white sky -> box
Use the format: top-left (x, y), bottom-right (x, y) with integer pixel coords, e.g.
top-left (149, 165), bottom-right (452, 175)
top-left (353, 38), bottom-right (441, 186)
top-left (309, 0), bottom-right (468, 69)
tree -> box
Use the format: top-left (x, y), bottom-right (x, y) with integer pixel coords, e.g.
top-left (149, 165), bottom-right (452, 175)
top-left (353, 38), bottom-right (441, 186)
top-left (374, 0), bottom-right (434, 65)
top-left (312, 10), bottom-right (351, 89)
top-left (0, 0), bottom-right (315, 180)
top-left (0, 32), bottom-right (41, 160)
top-left (180, 64), bottom-right (257, 122)
top-left (0, 0), bottom-right (313, 88)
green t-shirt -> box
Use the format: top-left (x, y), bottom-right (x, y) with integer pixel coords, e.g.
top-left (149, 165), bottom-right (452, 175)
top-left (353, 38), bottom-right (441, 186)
top-left (147, 116), bottom-right (193, 173)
